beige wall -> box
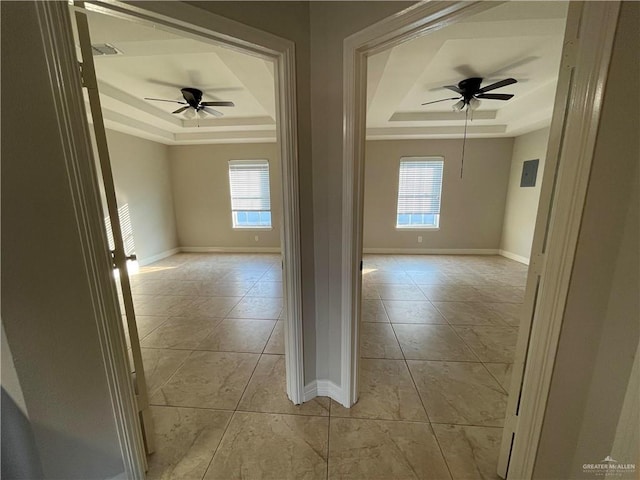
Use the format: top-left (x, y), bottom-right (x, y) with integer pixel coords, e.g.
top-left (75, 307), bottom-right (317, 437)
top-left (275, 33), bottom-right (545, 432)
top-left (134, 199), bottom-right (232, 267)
top-left (169, 143), bottom-right (282, 249)
top-left (3, 2), bottom-right (637, 476)
top-left (534, 3), bottom-right (639, 477)
top-left (104, 129), bottom-right (179, 264)
top-left (500, 127), bottom-right (550, 262)
top-left (1, 2), bottom-right (125, 477)
top-left (189, 0), bottom-right (414, 385)
top-left (363, 138), bottom-right (514, 251)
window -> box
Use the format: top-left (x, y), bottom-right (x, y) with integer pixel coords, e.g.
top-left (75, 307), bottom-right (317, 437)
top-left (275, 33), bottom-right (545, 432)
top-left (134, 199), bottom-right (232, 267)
top-left (228, 159), bottom-right (272, 228)
top-left (104, 203), bottom-right (138, 275)
top-left (396, 157), bottom-right (443, 228)
top-left (104, 203), bottom-right (136, 256)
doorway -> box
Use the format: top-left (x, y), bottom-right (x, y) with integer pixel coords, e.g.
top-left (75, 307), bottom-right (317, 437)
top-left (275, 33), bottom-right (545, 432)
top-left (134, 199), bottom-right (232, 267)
top-left (355, 3), bottom-right (566, 478)
top-left (342, 1), bottom-right (620, 478)
top-left (68, 1), bottom-right (304, 476)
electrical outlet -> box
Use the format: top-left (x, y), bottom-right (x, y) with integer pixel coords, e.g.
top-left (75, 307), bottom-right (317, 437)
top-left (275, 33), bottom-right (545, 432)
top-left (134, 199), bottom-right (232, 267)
top-left (254, 235), bottom-right (259, 242)
top-left (417, 236), bottom-right (423, 243)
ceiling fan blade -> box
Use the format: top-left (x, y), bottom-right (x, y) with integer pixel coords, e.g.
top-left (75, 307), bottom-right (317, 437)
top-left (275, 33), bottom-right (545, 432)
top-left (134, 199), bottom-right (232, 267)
top-left (454, 64), bottom-right (480, 79)
top-left (144, 97), bottom-right (187, 105)
top-left (487, 56), bottom-right (538, 78)
top-left (443, 85), bottom-right (463, 94)
top-left (201, 101), bottom-right (235, 107)
top-left (172, 106), bottom-right (190, 114)
top-left (421, 97), bottom-right (460, 106)
top-left (476, 93), bottom-right (514, 101)
top-left (145, 78), bottom-right (184, 89)
top-left (181, 89), bottom-right (198, 105)
top-left (477, 78), bottom-right (517, 94)
top-left (202, 106), bottom-right (224, 117)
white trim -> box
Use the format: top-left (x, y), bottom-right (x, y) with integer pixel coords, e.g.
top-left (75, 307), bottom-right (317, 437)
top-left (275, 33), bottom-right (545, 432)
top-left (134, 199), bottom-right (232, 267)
top-left (364, 248), bottom-right (499, 255)
top-left (303, 380), bottom-right (343, 404)
top-left (180, 246), bottom-right (281, 254)
top-left (138, 248), bottom-right (181, 266)
top-left (37, 2), bottom-right (146, 477)
top-left (498, 250), bottom-right (530, 265)
top-left (505, 2), bottom-right (621, 478)
top-left (341, 0), bottom-right (499, 408)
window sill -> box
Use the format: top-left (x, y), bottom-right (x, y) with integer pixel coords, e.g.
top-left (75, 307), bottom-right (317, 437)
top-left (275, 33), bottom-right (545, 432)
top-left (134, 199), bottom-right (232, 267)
top-left (232, 226), bottom-right (273, 231)
top-left (395, 226), bottom-right (440, 231)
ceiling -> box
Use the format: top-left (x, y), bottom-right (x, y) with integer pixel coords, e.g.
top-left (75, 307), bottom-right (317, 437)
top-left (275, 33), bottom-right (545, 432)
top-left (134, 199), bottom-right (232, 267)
top-left (83, 10), bottom-right (277, 145)
top-left (367, 1), bottom-right (568, 140)
top-left (81, 2), bottom-right (567, 145)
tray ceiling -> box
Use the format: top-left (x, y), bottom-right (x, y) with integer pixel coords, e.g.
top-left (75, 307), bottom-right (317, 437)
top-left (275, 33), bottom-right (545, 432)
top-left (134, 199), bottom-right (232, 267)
top-left (366, 1), bottom-right (568, 140)
top-left (79, 2), bottom-right (568, 145)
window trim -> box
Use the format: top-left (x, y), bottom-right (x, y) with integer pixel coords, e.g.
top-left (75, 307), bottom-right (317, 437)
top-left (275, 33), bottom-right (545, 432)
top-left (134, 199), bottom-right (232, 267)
top-left (395, 156), bottom-right (444, 230)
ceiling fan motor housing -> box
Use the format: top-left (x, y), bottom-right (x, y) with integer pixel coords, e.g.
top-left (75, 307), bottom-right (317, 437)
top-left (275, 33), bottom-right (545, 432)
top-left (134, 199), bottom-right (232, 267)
top-left (459, 77), bottom-right (483, 103)
top-left (181, 87), bottom-right (204, 109)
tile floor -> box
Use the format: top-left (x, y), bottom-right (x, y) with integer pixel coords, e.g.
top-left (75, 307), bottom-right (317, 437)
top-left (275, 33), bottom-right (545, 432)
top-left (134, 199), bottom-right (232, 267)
top-left (125, 253), bottom-right (527, 479)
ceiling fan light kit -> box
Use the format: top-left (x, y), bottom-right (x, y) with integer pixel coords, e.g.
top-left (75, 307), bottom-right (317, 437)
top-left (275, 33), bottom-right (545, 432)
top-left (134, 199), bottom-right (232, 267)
top-left (452, 99), bottom-right (465, 112)
top-left (422, 76), bottom-right (518, 178)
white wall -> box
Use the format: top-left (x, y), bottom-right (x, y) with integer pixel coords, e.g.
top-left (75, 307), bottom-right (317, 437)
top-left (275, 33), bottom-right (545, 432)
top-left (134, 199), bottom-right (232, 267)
top-left (363, 138), bottom-right (514, 252)
top-left (104, 129), bottom-right (179, 264)
top-left (169, 143), bottom-right (282, 250)
top-left (533, 3), bottom-right (639, 477)
top-left (500, 127), bottom-right (550, 263)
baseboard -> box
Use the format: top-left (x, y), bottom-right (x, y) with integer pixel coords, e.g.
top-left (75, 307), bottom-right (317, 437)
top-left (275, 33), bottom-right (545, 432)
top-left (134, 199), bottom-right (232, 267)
top-left (138, 247), bottom-right (180, 266)
top-left (180, 246), bottom-right (281, 254)
top-left (499, 249), bottom-right (530, 265)
top-left (363, 247), bottom-right (500, 255)
top-left (304, 380), bottom-right (343, 404)
top-left (107, 472), bottom-right (128, 480)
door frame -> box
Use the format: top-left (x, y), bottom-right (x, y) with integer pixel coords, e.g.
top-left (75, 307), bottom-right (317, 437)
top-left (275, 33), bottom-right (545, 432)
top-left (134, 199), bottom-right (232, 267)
top-left (341, 1), bottom-right (620, 478)
top-left (39, 0), bottom-right (304, 476)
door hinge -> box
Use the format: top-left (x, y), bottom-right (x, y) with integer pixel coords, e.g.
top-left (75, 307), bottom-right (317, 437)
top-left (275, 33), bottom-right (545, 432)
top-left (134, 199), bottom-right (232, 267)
top-left (562, 39), bottom-right (578, 69)
top-left (360, 260), bottom-right (363, 271)
top-left (78, 61), bottom-right (86, 87)
top-left (505, 413), bottom-right (519, 434)
top-left (530, 253), bottom-right (546, 276)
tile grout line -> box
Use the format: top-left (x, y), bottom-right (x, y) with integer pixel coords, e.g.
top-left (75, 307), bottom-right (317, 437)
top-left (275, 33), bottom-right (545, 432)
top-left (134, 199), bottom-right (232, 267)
top-left (371, 256), bottom-right (527, 479)
top-left (200, 409), bottom-right (237, 480)
top-left (139, 256), bottom-right (278, 478)
top-left (395, 263), bottom-right (456, 480)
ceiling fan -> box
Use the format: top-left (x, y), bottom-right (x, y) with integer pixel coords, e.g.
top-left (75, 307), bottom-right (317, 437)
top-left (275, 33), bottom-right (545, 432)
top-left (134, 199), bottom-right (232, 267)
top-left (144, 87), bottom-right (235, 117)
top-left (421, 77), bottom-right (517, 178)
top-left (422, 77), bottom-right (517, 111)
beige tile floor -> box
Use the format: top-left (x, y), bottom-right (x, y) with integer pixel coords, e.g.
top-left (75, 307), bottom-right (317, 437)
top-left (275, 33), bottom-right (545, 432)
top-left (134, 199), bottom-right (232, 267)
top-left (125, 253), bottom-right (527, 479)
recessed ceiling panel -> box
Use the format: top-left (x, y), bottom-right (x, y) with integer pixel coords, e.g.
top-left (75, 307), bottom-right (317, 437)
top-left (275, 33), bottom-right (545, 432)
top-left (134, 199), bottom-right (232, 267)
top-left (367, 1), bottom-right (568, 140)
top-left (82, 9), bottom-right (277, 144)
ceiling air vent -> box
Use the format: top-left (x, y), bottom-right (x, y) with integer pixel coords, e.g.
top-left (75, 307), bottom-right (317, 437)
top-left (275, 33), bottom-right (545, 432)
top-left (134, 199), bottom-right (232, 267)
top-left (91, 43), bottom-right (122, 56)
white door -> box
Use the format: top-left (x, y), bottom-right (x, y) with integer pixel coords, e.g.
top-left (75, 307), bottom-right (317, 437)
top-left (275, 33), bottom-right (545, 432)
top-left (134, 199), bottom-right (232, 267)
top-left (72, 2), bottom-right (155, 456)
top-left (498, 2), bottom-right (617, 478)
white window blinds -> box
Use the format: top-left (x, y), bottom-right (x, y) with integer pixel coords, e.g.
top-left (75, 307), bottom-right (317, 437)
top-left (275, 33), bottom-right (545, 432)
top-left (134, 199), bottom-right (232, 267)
top-left (104, 203), bottom-right (136, 256)
top-left (228, 160), bottom-right (272, 228)
top-left (396, 158), bottom-right (443, 228)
